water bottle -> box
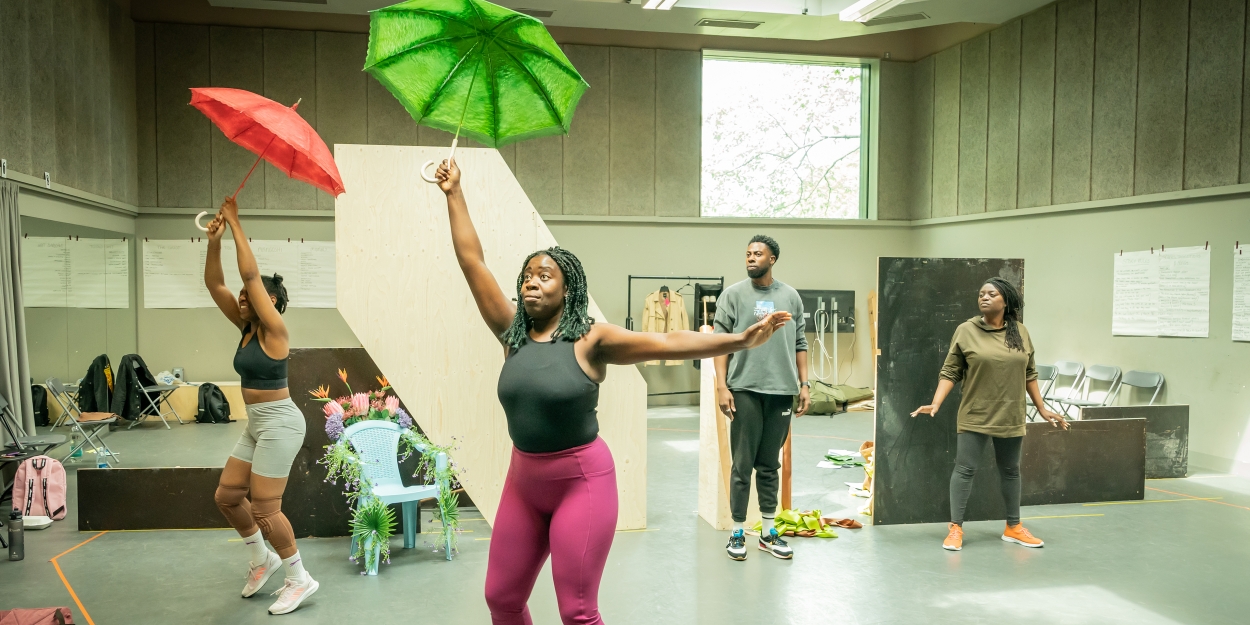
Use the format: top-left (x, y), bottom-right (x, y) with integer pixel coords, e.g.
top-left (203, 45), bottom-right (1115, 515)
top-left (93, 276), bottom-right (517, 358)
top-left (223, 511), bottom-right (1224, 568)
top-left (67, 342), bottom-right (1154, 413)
top-left (70, 432), bottom-right (83, 459)
top-left (8, 510), bottom-right (23, 561)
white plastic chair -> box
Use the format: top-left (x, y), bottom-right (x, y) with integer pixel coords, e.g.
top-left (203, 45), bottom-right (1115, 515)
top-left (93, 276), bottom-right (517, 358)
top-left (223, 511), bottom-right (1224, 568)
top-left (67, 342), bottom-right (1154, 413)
top-left (342, 420), bottom-right (451, 569)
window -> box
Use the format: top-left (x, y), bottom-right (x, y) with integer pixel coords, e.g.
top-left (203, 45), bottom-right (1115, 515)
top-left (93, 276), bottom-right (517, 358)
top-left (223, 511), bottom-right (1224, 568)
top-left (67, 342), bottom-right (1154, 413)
top-left (701, 54), bottom-right (867, 219)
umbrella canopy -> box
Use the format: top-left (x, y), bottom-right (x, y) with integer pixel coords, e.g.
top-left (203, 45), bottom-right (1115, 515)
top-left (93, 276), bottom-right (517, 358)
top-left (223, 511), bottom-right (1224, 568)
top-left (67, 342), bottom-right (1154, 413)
top-left (364, 0), bottom-right (588, 149)
top-left (190, 87), bottom-right (345, 198)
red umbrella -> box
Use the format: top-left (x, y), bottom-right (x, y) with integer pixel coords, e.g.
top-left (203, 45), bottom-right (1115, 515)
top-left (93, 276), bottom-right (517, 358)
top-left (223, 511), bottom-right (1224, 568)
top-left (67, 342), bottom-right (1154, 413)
top-left (189, 88), bottom-right (344, 228)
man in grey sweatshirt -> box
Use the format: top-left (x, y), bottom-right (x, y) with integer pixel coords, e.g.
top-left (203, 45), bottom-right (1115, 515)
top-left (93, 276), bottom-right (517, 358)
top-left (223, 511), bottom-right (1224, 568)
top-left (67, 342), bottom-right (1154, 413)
top-left (714, 234), bottom-right (809, 561)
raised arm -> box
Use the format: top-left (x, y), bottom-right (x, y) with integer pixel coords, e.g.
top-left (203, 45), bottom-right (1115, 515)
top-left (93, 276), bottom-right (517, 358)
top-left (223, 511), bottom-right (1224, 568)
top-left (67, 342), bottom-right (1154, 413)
top-left (435, 159), bottom-right (516, 338)
top-left (592, 311), bottom-right (791, 366)
top-left (219, 197), bottom-right (288, 343)
top-left (204, 212), bottom-right (244, 329)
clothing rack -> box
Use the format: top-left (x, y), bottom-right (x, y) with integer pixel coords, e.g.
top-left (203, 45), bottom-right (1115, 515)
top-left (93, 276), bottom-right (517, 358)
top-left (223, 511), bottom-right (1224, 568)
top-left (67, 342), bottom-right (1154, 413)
top-left (624, 275), bottom-right (724, 331)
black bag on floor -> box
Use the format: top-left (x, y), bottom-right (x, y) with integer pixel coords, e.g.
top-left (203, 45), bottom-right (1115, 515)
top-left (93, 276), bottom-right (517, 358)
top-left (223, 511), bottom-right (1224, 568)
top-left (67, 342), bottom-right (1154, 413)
top-left (31, 384), bottom-right (49, 427)
top-left (196, 383), bottom-right (233, 424)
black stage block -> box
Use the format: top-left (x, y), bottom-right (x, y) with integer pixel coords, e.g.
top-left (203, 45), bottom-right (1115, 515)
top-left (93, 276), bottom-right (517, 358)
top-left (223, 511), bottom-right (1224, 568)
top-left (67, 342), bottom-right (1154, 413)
top-left (874, 257), bottom-right (1025, 526)
top-left (78, 467), bottom-right (224, 531)
top-left (1020, 419), bottom-right (1145, 505)
top-left (77, 348), bottom-right (470, 535)
top-left (1081, 405), bottom-right (1188, 478)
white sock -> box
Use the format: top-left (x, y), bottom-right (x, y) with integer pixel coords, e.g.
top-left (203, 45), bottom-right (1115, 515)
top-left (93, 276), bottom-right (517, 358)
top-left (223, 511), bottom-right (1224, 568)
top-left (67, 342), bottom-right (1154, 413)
top-left (732, 521), bottom-right (744, 533)
top-left (761, 515), bottom-right (775, 535)
top-left (282, 552), bottom-right (307, 581)
top-left (242, 530), bottom-right (269, 566)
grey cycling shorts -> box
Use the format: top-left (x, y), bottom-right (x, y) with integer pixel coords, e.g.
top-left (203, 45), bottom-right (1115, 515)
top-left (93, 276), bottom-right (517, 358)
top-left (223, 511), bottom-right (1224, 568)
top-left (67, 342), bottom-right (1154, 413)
top-left (230, 398), bottom-right (306, 478)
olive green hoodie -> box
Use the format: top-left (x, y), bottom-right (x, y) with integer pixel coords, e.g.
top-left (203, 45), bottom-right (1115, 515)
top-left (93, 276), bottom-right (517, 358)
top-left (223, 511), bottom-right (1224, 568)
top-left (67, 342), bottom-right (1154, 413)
top-left (940, 316), bottom-right (1037, 437)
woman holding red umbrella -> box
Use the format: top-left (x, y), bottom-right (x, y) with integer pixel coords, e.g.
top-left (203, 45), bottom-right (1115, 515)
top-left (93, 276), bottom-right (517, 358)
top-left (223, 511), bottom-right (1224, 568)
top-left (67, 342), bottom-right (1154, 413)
top-left (205, 198), bottom-right (318, 616)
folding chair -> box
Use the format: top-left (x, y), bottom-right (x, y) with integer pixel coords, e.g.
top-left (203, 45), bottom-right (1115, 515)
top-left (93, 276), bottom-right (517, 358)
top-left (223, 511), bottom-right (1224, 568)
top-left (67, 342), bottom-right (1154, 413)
top-left (0, 394), bottom-right (67, 455)
top-left (1060, 364), bottom-right (1122, 418)
top-left (1027, 364), bottom-right (1059, 421)
top-left (1044, 361), bottom-right (1084, 417)
top-left (128, 359), bottom-right (185, 430)
top-left (46, 377), bottom-right (119, 466)
top-left (51, 379), bottom-right (83, 429)
top-left (1108, 370), bottom-right (1165, 406)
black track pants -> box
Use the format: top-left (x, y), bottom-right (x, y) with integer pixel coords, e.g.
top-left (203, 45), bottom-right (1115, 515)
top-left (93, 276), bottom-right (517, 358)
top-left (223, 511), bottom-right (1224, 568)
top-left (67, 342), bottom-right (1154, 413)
top-left (949, 432), bottom-right (1023, 526)
top-left (729, 390), bottom-right (793, 524)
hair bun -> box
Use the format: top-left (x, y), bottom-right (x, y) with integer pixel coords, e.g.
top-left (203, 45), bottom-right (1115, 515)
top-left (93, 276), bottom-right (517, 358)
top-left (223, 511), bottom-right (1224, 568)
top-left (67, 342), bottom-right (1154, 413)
top-left (271, 273), bottom-right (284, 284)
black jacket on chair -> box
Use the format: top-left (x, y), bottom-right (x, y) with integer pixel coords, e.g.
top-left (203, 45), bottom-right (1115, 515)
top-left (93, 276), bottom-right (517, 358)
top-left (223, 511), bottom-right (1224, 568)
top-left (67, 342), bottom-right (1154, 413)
top-left (110, 354), bottom-right (160, 421)
top-left (77, 354), bottom-right (113, 412)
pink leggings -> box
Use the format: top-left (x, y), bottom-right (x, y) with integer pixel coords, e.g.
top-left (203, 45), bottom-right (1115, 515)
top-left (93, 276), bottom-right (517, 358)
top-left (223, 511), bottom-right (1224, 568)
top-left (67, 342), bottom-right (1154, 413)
top-left (485, 437), bottom-right (618, 625)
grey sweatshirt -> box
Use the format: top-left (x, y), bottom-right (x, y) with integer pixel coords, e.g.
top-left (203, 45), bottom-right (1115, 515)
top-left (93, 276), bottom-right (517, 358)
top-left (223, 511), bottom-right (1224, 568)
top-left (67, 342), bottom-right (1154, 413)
top-left (714, 278), bottom-right (807, 395)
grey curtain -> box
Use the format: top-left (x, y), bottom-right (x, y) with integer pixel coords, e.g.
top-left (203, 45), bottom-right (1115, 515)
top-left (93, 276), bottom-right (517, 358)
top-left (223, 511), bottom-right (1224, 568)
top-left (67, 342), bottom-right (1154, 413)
top-left (0, 181), bottom-right (34, 438)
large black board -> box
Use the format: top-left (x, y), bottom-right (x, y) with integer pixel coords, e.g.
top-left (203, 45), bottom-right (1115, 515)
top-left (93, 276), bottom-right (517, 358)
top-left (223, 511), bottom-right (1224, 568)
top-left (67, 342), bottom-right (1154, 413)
top-left (1082, 405), bottom-right (1188, 478)
top-left (874, 257), bottom-right (1025, 525)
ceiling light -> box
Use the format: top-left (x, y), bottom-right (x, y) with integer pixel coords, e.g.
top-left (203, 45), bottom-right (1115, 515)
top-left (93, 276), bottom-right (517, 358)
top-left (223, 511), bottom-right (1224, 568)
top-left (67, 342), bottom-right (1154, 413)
top-left (656, 0), bottom-right (679, 8)
top-left (839, 0), bottom-right (907, 23)
top-left (642, 0), bottom-right (663, 8)
top-left (695, 18), bottom-right (761, 29)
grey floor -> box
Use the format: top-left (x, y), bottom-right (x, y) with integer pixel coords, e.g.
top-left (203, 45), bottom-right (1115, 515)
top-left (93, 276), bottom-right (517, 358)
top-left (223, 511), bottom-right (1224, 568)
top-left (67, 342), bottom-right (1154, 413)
top-left (2, 408), bottom-right (1248, 624)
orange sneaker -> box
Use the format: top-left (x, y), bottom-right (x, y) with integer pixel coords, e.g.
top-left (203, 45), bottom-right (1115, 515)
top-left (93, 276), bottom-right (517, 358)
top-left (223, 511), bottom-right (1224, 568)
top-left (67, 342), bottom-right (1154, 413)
top-left (942, 523), bottom-right (963, 551)
top-left (1001, 523), bottom-right (1044, 548)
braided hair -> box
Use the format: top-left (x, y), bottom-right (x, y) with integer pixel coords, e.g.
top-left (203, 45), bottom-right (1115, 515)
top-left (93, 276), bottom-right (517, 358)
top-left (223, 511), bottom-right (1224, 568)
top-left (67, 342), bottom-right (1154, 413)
top-left (983, 277), bottom-right (1023, 352)
top-left (501, 247), bottom-right (595, 350)
top-left (261, 273), bottom-right (288, 314)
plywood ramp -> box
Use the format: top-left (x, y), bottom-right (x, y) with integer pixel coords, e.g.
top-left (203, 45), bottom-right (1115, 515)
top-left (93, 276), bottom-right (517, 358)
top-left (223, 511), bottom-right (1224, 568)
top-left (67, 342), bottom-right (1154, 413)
top-left (334, 145), bottom-right (648, 530)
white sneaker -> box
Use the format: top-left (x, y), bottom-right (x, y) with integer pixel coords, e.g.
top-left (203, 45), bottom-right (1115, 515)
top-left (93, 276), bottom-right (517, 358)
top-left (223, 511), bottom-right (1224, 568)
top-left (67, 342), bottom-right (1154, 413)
top-left (268, 574), bottom-right (319, 615)
top-left (241, 550), bottom-right (282, 598)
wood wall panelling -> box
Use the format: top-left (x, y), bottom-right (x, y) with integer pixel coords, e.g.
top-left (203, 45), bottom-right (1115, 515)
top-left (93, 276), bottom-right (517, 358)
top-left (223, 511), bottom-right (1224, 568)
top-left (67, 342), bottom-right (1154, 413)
top-left (135, 22), bottom-right (157, 207)
top-left (1017, 5), bottom-right (1057, 208)
top-left (987, 21), bottom-right (1021, 212)
top-left (1052, 0), bottom-right (1095, 205)
top-left (1134, 0), bottom-right (1189, 195)
top-left (1184, 0), bottom-right (1245, 190)
top-left (910, 56), bottom-right (935, 220)
top-left (561, 45), bottom-right (610, 216)
top-left (876, 61), bottom-right (914, 220)
top-left (366, 77), bottom-right (420, 146)
top-left (27, 0), bottom-right (55, 180)
top-left (52, 0), bottom-right (79, 190)
top-left (263, 29), bottom-right (317, 210)
top-left (210, 27), bottom-right (266, 209)
top-left (609, 47), bottom-right (656, 216)
top-left (1, 0), bottom-right (32, 175)
top-left (109, 2), bottom-right (138, 206)
top-left (1091, 0), bottom-right (1140, 201)
top-left (655, 49), bottom-right (701, 217)
top-left (154, 23), bottom-right (211, 208)
top-left (315, 32), bottom-right (369, 210)
top-left (931, 46), bottom-right (961, 218)
top-left (958, 35), bottom-right (989, 215)
top-left (516, 135), bottom-right (564, 215)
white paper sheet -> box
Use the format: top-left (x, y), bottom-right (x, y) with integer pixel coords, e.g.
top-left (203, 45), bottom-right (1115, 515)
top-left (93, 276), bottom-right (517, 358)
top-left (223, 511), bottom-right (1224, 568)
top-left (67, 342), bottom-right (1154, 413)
top-left (68, 238), bottom-right (107, 308)
top-left (1112, 250), bottom-right (1158, 336)
top-left (146, 239), bottom-right (335, 309)
top-left (21, 236), bottom-right (129, 308)
top-left (21, 237), bottom-right (70, 307)
top-left (1234, 248), bottom-right (1250, 342)
top-left (105, 239), bottom-right (130, 308)
top-left (1157, 246), bottom-right (1210, 338)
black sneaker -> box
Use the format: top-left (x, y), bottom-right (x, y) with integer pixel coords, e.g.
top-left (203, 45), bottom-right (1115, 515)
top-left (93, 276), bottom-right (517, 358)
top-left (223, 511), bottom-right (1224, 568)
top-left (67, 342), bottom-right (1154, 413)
top-left (726, 529), bottom-right (747, 561)
top-left (758, 529), bottom-right (794, 559)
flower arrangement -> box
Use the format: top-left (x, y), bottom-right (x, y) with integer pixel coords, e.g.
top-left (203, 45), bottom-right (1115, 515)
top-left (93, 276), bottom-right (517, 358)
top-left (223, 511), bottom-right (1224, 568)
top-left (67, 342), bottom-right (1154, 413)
top-left (313, 370), bottom-right (462, 574)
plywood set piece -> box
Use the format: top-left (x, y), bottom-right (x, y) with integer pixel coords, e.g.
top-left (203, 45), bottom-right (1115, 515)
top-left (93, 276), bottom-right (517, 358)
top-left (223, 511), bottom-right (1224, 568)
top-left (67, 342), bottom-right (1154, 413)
top-left (334, 146), bottom-right (648, 530)
top-left (1081, 405), bottom-right (1188, 478)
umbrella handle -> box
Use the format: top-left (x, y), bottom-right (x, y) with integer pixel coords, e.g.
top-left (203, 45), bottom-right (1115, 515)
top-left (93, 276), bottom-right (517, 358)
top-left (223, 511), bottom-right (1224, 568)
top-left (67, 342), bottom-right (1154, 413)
top-left (421, 138), bottom-right (459, 184)
top-left (194, 211), bottom-right (211, 232)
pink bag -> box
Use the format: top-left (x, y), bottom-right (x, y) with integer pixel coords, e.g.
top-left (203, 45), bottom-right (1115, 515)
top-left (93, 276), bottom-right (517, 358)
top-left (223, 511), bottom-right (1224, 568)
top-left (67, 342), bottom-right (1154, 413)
top-left (11, 456), bottom-right (67, 520)
top-left (0, 607), bottom-right (74, 625)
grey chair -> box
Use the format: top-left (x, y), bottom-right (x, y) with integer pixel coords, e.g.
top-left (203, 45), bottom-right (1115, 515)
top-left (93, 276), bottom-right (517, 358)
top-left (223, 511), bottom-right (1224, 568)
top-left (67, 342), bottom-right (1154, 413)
top-left (1109, 370), bottom-right (1165, 406)
top-left (1061, 365), bottom-right (1122, 418)
top-left (46, 377), bottom-right (119, 466)
top-left (0, 394), bottom-right (67, 455)
top-left (1044, 361), bottom-right (1085, 415)
top-left (1027, 364), bottom-right (1059, 421)
top-left (128, 359), bottom-right (185, 430)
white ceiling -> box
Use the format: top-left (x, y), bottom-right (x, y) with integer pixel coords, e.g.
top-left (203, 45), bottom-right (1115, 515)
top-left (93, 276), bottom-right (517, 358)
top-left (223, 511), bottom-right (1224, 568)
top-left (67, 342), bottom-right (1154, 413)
top-left (208, 0), bottom-right (1053, 41)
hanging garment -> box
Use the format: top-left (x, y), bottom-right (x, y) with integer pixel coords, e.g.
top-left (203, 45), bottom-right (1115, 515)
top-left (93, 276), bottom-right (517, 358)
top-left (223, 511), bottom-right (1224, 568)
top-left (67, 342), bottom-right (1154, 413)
top-left (110, 354), bottom-right (160, 422)
top-left (76, 354), bottom-right (113, 413)
top-left (641, 289), bottom-right (690, 366)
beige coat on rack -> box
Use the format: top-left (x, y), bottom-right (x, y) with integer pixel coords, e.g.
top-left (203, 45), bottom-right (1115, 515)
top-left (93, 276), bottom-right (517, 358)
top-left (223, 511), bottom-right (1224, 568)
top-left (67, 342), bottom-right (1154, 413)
top-left (641, 289), bottom-right (690, 365)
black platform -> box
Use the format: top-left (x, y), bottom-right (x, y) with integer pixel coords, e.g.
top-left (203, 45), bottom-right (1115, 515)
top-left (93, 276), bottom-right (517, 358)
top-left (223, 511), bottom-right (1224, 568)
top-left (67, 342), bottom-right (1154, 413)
top-left (1082, 405), bottom-right (1188, 478)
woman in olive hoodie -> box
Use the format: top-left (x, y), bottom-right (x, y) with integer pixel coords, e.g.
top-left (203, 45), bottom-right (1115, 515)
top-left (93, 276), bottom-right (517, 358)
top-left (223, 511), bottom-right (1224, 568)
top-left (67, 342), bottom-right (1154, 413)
top-left (912, 277), bottom-right (1067, 552)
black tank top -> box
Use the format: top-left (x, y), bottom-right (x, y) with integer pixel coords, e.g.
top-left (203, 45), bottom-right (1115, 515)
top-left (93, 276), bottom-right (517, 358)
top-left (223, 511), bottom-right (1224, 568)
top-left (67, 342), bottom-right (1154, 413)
top-left (497, 337), bottom-right (600, 453)
top-left (234, 324), bottom-right (288, 390)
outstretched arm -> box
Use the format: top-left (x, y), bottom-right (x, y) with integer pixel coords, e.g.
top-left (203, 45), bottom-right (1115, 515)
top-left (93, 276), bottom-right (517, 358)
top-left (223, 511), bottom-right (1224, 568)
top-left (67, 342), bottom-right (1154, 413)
top-left (204, 213), bottom-right (244, 329)
top-left (435, 159), bottom-right (515, 338)
top-left (219, 197), bottom-right (288, 343)
top-left (593, 312), bottom-right (791, 366)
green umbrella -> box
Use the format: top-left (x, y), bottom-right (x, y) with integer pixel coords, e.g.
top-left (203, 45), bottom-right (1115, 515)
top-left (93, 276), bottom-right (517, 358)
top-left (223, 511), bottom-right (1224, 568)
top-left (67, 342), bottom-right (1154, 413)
top-left (364, 0), bottom-right (589, 181)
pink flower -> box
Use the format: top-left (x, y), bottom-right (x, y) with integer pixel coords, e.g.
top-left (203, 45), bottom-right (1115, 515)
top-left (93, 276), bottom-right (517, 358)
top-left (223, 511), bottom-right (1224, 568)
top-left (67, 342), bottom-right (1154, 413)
top-left (384, 396), bottom-right (400, 416)
top-left (323, 402), bottom-right (344, 418)
top-left (351, 393), bottom-right (369, 416)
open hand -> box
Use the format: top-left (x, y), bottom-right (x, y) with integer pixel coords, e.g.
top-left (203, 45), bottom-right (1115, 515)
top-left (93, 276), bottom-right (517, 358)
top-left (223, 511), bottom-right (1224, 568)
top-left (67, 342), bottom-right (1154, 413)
top-left (910, 405), bottom-right (939, 417)
top-left (1039, 408), bottom-right (1069, 430)
top-left (436, 158), bottom-right (461, 195)
top-left (740, 311), bottom-right (792, 349)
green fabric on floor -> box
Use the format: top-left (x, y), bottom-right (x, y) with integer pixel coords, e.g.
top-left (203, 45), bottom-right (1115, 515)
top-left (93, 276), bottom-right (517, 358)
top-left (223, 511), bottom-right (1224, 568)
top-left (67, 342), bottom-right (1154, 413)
top-left (751, 509), bottom-right (838, 538)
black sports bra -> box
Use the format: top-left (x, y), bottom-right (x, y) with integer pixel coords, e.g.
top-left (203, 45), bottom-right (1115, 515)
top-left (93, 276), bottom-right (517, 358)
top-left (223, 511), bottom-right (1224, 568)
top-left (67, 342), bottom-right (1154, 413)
top-left (234, 324), bottom-right (288, 390)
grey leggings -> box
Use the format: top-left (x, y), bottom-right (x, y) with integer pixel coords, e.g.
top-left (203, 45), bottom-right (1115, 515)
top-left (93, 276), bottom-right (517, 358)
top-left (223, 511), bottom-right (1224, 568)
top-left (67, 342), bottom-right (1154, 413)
top-left (950, 432), bottom-right (1023, 526)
